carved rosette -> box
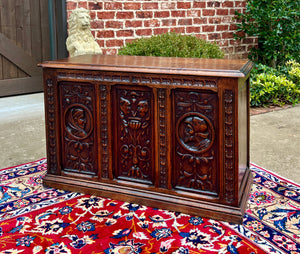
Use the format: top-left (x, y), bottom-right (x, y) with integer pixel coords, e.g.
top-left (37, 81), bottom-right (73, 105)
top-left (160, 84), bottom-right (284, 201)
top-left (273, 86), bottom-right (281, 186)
top-left (46, 79), bottom-right (57, 174)
top-left (60, 83), bottom-right (96, 176)
top-left (224, 90), bottom-right (235, 203)
top-left (115, 87), bottom-right (153, 183)
top-left (174, 91), bottom-right (218, 193)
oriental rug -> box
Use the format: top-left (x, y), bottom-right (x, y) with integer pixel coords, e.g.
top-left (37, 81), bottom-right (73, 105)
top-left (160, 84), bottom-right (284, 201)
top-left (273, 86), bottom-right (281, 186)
top-left (0, 159), bottom-right (299, 254)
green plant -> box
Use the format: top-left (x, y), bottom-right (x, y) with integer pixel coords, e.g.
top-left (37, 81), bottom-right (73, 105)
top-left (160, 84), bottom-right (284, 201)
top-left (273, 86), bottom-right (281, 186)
top-left (118, 32), bottom-right (225, 59)
top-left (250, 72), bottom-right (299, 107)
top-left (234, 0), bottom-right (300, 67)
top-left (286, 60), bottom-right (300, 85)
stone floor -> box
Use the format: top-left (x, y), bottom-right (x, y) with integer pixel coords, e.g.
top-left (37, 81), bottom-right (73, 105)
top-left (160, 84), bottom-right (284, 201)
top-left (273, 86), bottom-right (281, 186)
top-left (0, 93), bottom-right (299, 183)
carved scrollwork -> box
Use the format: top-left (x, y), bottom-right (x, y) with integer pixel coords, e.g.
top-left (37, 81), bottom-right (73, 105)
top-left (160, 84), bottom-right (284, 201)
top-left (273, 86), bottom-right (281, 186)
top-left (61, 83), bottom-right (96, 176)
top-left (174, 90), bottom-right (218, 193)
top-left (116, 88), bottom-right (153, 183)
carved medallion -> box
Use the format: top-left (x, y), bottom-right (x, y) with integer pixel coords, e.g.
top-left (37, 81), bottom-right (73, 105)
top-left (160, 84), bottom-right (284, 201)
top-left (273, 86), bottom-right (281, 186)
top-left (115, 87), bottom-right (153, 184)
top-left (64, 104), bottom-right (93, 140)
top-left (176, 113), bottom-right (215, 154)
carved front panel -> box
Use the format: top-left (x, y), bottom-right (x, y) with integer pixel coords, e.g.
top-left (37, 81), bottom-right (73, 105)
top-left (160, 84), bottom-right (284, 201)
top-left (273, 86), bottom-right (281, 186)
top-left (114, 86), bottom-right (154, 184)
top-left (173, 90), bottom-right (218, 194)
top-left (60, 83), bottom-right (97, 176)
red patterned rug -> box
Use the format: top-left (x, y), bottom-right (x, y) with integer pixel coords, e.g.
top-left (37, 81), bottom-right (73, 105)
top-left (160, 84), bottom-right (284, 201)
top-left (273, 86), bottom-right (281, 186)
top-left (0, 159), bottom-right (299, 253)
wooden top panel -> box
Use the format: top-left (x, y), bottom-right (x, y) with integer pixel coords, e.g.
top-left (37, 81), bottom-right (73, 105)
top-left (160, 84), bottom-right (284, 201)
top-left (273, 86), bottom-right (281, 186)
top-left (39, 55), bottom-right (253, 78)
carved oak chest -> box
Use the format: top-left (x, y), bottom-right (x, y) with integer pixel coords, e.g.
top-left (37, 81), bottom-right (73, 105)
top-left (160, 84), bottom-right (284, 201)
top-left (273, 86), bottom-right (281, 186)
top-left (40, 55), bottom-right (253, 223)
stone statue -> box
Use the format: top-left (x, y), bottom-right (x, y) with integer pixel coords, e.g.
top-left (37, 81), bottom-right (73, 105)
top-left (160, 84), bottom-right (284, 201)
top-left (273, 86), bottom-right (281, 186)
top-left (66, 8), bottom-right (103, 57)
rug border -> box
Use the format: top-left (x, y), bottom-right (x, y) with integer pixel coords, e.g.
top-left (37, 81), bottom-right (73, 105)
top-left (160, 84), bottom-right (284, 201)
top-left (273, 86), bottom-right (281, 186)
top-left (0, 158), bottom-right (47, 172)
top-left (250, 162), bottom-right (300, 187)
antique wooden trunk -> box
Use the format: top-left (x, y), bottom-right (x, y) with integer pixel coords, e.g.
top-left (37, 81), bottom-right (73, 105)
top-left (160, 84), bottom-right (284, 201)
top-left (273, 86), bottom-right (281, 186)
top-left (40, 55), bottom-right (253, 224)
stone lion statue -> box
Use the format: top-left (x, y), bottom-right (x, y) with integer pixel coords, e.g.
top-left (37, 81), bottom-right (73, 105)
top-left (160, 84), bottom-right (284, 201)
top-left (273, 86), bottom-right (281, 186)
top-left (66, 8), bottom-right (103, 57)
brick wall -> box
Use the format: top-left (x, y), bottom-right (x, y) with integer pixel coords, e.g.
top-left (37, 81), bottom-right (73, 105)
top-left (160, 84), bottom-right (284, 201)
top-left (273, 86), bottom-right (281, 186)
top-left (66, 0), bottom-right (257, 59)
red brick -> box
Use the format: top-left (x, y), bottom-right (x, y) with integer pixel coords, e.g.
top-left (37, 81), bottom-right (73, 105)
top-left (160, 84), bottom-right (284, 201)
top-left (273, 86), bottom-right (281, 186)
top-left (104, 2), bottom-right (122, 10)
top-left (96, 39), bottom-right (105, 48)
top-left (209, 17), bottom-right (221, 24)
top-left (116, 12), bottom-right (134, 19)
top-left (229, 24), bottom-right (238, 31)
top-left (124, 2), bottom-right (141, 10)
top-left (235, 1), bottom-right (247, 8)
top-left (170, 27), bottom-right (185, 33)
top-left (186, 26), bottom-right (201, 33)
top-left (194, 18), bottom-right (207, 25)
top-left (222, 1), bottom-right (234, 8)
top-left (230, 9), bottom-right (238, 15)
top-left (177, 2), bottom-right (191, 9)
top-left (193, 2), bottom-right (206, 8)
top-left (90, 11), bottom-right (96, 20)
top-left (154, 28), bottom-right (169, 35)
top-left (78, 2), bottom-right (87, 8)
top-left (235, 46), bottom-right (246, 52)
top-left (117, 30), bottom-right (134, 37)
top-left (208, 33), bottom-right (221, 40)
top-left (136, 11), bottom-right (153, 19)
top-left (90, 20), bottom-right (104, 29)
top-left (97, 11), bottom-right (115, 20)
top-left (155, 11), bottom-right (170, 18)
top-left (207, 1), bottom-right (221, 7)
top-left (88, 2), bottom-right (103, 10)
top-left (178, 19), bottom-right (193, 26)
top-left (202, 9), bottom-right (215, 16)
top-left (171, 10), bottom-right (186, 17)
top-left (222, 16), bottom-right (232, 23)
top-left (162, 19), bottom-right (177, 26)
top-left (216, 9), bottom-right (229, 16)
top-left (230, 39), bottom-right (240, 46)
top-left (222, 32), bottom-right (234, 39)
top-left (103, 48), bottom-right (118, 55)
top-left (195, 34), bottom-right (208, 40)
top-left (136, 29), bottom-right (153, 36)
top-left (217, 40), bottom-right (229, 47)
top-left (161, 2), bottom-right (176, 10)
top-left (217, 25), bottom-right (229, 31)
top-left (106, 21), bottom-right (123, 29)
top-left (106, 39), bottom-right (124, 47)
top-left (98, 30), bottom-right (115, 38)
top-left (187, 10), bottom-right (200, 17)
top-left (67, 2), bottom-right (77, 10)
top-left (202, 26), bottom-right (215, 32)
top-left (143, 2), bottom-right (159, 10)
top-left (144, 20), bottom-right (160, 27)
top-left (125, 39), bottom-right (136, 45)
top-left (125, 20), bottom-right (143, 28)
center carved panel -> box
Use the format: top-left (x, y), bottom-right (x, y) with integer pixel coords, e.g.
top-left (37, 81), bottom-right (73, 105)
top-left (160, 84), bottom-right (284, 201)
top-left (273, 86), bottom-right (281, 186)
top-left (173, 90), bottom-right (218, 194)
top-left (114, 86), bottom-right (154, 184)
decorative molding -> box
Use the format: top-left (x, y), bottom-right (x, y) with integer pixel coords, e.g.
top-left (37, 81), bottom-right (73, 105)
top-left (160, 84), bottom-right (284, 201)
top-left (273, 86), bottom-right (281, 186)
top-left (57, 71), bottom-right (217, 89)
top-left (224, 89), bottom-right (235, 203)
top-left (158, 89), bottom-right (167, 188)
top-left (46, 79), bottom-right (57, 174)
top-left (100, 85), bottom-right (109, 178)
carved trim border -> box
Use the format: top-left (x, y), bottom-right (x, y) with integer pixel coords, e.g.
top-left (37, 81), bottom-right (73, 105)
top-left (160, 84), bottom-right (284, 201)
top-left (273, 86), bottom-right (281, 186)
top-left (57, 72), bottom-right (218, 89)
top-left (158, 89), bottom-right (167, 188)
top-left (100, 85), bottom-right (109, 178)
top-left (46, 79), bottom-right (57, 174)
top-left (224, 89), bottom-right (235, 203)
